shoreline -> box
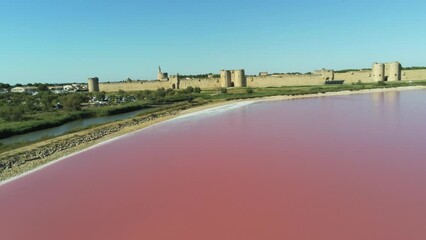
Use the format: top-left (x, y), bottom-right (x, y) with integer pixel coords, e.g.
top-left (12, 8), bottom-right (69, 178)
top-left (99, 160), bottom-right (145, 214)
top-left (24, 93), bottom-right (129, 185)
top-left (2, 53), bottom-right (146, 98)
top-left (1, 85), bottom-right (425, 185)
top-left (179, 85), bottom-right (426, 115)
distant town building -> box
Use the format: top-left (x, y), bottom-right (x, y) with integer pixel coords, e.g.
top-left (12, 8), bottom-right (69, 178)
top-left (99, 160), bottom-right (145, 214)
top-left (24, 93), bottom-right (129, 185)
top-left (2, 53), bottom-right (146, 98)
top-left (63, 85), bottom-right (75, 92)
top-left (11, 86), bottom-right (38, 94)
top-left (48, 86), bottom-right (65, 94)
top-left (72, 83), bottom-right (87, 91)
top-left (259, 72), bottom-right (269, 76)
top-left (0, 88), bottom-right (8, 94)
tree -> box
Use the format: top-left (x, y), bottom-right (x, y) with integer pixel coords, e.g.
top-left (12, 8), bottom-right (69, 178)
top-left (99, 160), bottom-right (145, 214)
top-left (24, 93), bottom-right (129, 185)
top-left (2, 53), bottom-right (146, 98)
top-left (0, 83), bottom-right (10, 89)
top-left (194, 87), bottom-right (201, 93)
top-left (0, 106), bottom-right (25, 121)
top-left (37, 84), bottom-right (49, 92)
top-left (118, 89), bottom-right (126, 96)
top-left (60, 94), bottom-right (84, 111)
top-left (39, 92), bottom-right (57, 111)
top-left (185, 86), bottom-right (194, 94)
top-left (94, 92), bottom-right (105, 101)
top-left (165, 88), bottom-right (174, 96)
top-left (155, 88), bottom-right (166, 98)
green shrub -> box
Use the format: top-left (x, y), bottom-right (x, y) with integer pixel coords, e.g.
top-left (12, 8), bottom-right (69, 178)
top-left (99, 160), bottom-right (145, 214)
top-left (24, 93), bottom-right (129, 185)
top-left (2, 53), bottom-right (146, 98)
top-left (60, 94), bottom-right (84, 111)
top-left (184, 86), bottom-right (194, 94)
top-left (0, 105), bottom-right (25, 121)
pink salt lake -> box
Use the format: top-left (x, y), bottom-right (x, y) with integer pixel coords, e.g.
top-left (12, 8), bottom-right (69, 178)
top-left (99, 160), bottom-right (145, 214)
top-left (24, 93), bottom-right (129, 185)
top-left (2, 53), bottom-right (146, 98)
top-left (1, 90), bottom-right (426, 240)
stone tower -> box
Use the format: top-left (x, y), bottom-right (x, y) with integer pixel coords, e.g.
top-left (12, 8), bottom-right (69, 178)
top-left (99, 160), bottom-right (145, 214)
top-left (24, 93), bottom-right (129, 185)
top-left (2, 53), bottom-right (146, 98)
top-left (233, 69), bottom-right (246, 87)
top-left (372, 62), bottom-right (401, 82)
top-left (220, 70), bottom-right (232, 88)
top-left (385, 62), bottom-right (401, 81)
top-left (88, 77), bottom-right (99, 92)
top-left (372, 63), bottom-right (385, 82)
top-left (157, 66), bottom-right (168, 81)
top-left (169, 74), bottom-right (180, 89)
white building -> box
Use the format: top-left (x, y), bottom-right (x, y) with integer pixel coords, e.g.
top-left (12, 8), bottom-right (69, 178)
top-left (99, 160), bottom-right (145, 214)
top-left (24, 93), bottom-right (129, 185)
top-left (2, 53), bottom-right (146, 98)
top-left (11, 86), bottom-right (38, 94)
top-left (48, 86), bottom-right (65, 94)
top-left (63, 85), bottom-right (75, 92)
top-left (0, 88), bottom-right (8, 94)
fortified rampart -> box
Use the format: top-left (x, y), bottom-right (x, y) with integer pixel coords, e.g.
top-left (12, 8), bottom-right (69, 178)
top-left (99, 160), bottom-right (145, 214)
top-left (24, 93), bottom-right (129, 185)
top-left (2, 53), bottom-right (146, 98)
top-left (401, 69), bottom-right (426, 81)
top-left (179, 78), bottom-right (221, 89)
top-left (334, 70), bottom-right (373, 84)
top-left (247, 74), bottom-right (324, 88)
top-left (97, 62), bottom-right (426, 92)
top-left (99, 81), bottom-right (170, 92)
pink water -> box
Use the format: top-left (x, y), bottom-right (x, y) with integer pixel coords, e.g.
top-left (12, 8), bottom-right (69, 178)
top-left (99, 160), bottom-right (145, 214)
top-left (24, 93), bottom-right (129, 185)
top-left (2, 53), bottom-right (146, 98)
top-left (1, 90), bottom-right (426, 240)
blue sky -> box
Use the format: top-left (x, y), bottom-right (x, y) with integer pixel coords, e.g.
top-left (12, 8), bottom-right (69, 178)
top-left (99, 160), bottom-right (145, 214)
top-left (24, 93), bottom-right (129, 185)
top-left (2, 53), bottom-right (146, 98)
top-left (1, 0), bottom-right (425, 84)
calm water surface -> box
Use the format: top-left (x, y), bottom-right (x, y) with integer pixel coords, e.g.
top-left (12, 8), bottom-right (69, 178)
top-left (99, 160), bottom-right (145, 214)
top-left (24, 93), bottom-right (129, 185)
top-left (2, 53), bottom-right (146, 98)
top-left (1, 90), bottom-right (426, 240)
top-left (0, 108), bottom-right (151, 145)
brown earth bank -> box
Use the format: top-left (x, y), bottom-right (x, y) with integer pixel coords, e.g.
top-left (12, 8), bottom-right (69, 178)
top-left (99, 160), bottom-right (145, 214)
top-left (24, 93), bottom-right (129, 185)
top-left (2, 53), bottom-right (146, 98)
top-left (1, 85), bottom-right (425, 183)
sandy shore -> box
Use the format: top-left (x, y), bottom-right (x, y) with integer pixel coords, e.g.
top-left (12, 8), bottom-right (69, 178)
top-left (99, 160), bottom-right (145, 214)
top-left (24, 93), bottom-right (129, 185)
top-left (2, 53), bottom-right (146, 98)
top-left (1, 85), bottom-right (425, 184)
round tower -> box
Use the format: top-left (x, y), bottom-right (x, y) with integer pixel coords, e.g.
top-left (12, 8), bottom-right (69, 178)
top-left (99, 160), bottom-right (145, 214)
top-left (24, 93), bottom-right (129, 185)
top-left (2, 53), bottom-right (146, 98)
top-left (233, 69), bottom-right (246, 87)
top-left (88, 77), bottom-right (99, 92)
top-left (220, 70), bottom-right (231, 88)
top-left (387, 62), bottom-right (401, 81)
top-left (372, 63), bottom-right (385, 82)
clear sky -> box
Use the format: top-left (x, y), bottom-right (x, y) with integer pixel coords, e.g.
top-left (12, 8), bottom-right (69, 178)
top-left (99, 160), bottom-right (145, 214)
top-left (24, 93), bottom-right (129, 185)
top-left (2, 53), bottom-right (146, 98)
top-left (1, 0), bottom-right (426, 84)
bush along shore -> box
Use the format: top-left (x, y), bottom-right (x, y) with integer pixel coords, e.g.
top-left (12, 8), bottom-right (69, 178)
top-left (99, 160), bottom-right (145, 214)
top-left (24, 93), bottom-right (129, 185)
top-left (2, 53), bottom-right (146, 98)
top-left (0, 102), bottom-right (205, 181)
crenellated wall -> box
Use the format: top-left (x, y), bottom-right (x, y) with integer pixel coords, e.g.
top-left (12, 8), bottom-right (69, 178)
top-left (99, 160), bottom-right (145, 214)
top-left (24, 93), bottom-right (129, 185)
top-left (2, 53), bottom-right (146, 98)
top-left (97, 64), bottom-right (426, 92)
top-left (401, 69), bottom-right (426, 81)
top-left (246, 74), bottom-right (324, 87)
top-left (334, 71), bottom-right (373, 84)
top-left (99, 81), bottom-right (170, 92)
top-left (179, 78), bottom-right (221, 89)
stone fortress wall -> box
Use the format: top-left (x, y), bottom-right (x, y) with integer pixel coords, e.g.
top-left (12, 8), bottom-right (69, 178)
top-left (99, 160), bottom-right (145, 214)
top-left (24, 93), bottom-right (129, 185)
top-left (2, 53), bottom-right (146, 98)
top-left (94, 62), bottom-right (426, 93)
top-left (401, 69), bottom-right (426, 81)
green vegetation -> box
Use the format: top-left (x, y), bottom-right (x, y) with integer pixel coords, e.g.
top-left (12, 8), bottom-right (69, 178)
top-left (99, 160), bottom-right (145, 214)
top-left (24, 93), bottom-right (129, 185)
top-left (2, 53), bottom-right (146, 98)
top-left (0, 83), bottom-right (12, 90)
top-left (0, 88), bottom-right (194, 138)
top-left (401, 66), bottom-right (426, 70)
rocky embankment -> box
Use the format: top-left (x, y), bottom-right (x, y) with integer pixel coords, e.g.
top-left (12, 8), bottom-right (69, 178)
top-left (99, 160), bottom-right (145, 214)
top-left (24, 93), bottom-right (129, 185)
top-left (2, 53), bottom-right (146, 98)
top-left (0, 109), bottom-right (180, 179)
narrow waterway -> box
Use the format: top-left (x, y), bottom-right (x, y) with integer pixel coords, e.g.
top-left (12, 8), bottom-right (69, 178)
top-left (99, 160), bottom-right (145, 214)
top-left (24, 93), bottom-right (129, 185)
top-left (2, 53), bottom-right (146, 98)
top-left (0, 107), bottom-right (152, 145)
top-left (1, 90), bottom-right (426, 240)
